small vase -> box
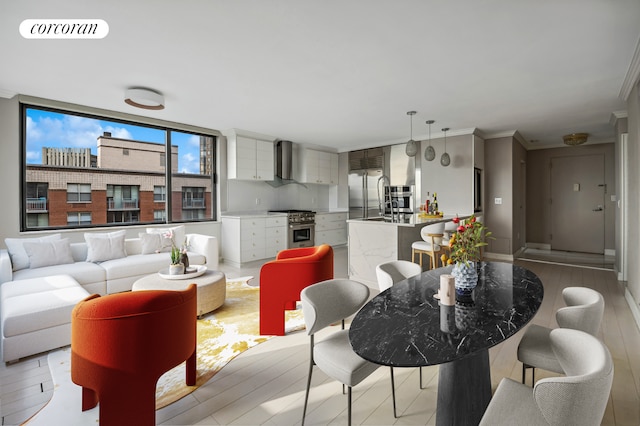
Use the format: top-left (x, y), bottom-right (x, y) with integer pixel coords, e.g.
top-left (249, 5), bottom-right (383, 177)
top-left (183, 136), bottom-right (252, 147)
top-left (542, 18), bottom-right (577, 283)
top-left (180, 252), bottom-right (189, 270)
top-left (169, 263), bottom-right (184, 275)
top-left (452, 261), bottom-right (478, 297)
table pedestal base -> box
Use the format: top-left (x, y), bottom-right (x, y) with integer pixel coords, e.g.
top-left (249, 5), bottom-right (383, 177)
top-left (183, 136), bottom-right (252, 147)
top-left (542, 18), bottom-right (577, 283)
top-left (436, 349), bottom-right (491, 426)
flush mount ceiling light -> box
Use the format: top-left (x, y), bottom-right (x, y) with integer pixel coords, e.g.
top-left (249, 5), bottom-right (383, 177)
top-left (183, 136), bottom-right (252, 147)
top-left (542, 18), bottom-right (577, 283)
top-left (563, 133), bottom-right (588, 146)
top-left (440, 127), bottom-right (451, 167)
top-left (424, 120), bottom-right (436, 161)
top-left (124, 88), bottom-right (165, 110)
top-left (405, 111), bottom-right (418, 157)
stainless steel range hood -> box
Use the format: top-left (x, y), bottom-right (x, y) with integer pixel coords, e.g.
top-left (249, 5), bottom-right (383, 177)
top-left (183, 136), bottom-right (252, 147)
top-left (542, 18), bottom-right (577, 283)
top-left (265, 140), bottom-right (307, 188)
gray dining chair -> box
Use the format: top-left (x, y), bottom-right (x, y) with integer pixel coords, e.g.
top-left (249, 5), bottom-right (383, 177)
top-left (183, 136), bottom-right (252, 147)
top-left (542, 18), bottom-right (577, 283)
top-left (517, 286), bottom-right (604, 385)
top-left (480, 328), bottom-right (613, 426)
top-left (300, 279), bottom-right (397, 425)
top-left (375, 260), bottom-right (426, 389)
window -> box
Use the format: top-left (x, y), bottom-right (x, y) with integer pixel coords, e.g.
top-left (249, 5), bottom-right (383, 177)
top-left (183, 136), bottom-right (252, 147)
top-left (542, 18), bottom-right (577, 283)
top-left (182, 187), bottom-right (205, 209)
top-left (67, 183), bottom-right (91, 202)
top-left (154, 209), bottom-right (166, 222)
top-left (68, 212), bottom-right (92, 226)
top-left (107, 185), bottom-right (139, 210)
top-left (154, 186), bottom-right (166, 201)
top-left (22, 105), bottom-right (217, 230)
top-left (26, 182), bottom-right (48, 212)
top-left (170, 132), bottom-right (215, 222)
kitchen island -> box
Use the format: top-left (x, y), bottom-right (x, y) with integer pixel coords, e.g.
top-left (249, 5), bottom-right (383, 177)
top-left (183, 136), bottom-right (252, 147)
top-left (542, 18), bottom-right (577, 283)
top-left (347, 214), bottom-right (470, 288)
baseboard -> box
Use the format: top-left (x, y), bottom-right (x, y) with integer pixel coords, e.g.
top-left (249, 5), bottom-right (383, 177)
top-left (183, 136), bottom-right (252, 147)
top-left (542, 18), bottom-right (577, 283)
top-left (483, 252), bottom-right (514, 262)
top-left (525, 243), bottom-right (551, 250)
top-left (625, 288), bottom-right (640, 332)
top-left (513, 246), bottom-right (526, 258)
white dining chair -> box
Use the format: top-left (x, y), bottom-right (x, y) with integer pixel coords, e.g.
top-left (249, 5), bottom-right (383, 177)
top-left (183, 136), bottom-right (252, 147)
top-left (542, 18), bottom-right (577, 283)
top-left (300, 279), bottom-right (397, 425)
top-left (375, 260), bottom-right (426, 391)
top-left (517, 286), bottom-right (604, 385)
top-left (375, 260), bottom-right (422, 292)
top-left (480, 328), bottom-right (613, 426)
top-left (411, 222), bottom-right (445, 269)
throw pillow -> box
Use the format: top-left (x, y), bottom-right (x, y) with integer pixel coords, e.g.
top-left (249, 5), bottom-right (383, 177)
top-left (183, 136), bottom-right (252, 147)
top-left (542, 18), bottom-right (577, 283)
top-left (85, 230), bottom-right (127, 262)
top-left (139, 232), bottom-right (163, 255)
top-left (23, 238), bottom-right (75, 269)
top-left (146, 225), bottom-right (186, 252)
top-left (4, 234), bottom-right (62, 271)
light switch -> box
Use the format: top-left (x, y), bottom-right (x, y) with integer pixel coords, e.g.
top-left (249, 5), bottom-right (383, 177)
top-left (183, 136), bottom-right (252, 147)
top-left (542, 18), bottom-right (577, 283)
top-left (573, 183), bottom-right (580, 191)
top-left (494, 198), bottom-right (502, 205)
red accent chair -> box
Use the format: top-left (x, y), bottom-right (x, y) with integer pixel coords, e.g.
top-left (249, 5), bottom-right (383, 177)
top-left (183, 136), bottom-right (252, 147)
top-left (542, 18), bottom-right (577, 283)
top-left (259, 244), bottom-right (334, 335)
top-left (71, 284), bottom-right (197, 426)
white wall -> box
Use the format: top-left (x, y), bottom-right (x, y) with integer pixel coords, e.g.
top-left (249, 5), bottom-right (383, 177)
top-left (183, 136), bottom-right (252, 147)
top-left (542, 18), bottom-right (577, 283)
top-left (419, 134), bottom-right (475, 216)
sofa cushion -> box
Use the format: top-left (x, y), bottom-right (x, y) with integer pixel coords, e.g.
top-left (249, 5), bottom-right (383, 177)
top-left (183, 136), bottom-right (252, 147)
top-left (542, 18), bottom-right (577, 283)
top-left (1, 275), bottom-right (89, 337)
top-left (139, 232), bottom-right (163, 255)
top-left (100, 251), bottom-right (206, 281)
top-left (12, 261), bottom-right (106, 288)
top-left (4, 234), bottom-right (61, 271)
top-left (146, 225), bottom-right (185, 252)
top-left (23, 238), bottom-right (75, 269)
top-left (85, 230), bottom-right (127, 262)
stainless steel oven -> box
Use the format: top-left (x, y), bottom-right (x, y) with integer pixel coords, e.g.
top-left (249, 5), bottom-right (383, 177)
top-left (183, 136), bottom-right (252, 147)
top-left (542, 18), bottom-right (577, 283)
top-left (268, 210), bottom-right (316, 248)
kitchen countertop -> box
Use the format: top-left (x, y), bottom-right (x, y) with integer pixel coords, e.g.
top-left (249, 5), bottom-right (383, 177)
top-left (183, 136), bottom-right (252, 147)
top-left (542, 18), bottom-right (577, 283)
top-left (221, 208), bottom-right (348, 218)
top-left (220, 211), bottom-right (286, 218)
top-left (347, 213), bottom-right (472, 227)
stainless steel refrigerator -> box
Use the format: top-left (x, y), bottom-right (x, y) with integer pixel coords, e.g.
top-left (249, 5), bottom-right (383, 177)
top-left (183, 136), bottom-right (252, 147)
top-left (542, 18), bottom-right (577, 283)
top-left (348, 145), bottom-right (415, 219)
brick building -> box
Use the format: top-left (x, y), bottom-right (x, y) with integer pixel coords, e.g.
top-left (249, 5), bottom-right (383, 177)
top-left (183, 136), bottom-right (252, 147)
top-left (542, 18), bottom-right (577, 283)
top-left (25, 134), bottom-right (213, 229)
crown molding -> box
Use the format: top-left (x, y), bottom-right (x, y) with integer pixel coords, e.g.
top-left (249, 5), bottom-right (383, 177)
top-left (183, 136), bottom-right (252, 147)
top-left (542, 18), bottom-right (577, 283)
top-left (619, 37), bottom-right (640, 101)
top-left (0, 89), bottom-right (17, 99)
top-left (610, 110), bottom-right (628, 127)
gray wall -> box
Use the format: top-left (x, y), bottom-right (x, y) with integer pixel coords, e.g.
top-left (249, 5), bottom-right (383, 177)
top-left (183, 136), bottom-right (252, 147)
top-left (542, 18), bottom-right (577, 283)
top-left (525, 143), bottom-right (615, 251)
top-left (626, 83), bottom-right (640, 313)
top-left (484, 136), bottom-right (514, 255)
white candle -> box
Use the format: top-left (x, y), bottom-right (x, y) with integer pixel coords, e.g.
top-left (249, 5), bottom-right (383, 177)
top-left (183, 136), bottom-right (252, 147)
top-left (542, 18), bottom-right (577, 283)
top-left (439, 274), bottom-right (455, 306)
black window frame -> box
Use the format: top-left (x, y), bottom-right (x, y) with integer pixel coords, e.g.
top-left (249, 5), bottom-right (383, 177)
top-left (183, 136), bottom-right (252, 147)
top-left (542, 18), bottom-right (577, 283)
top-left (20, 103), bottom-right (218, 231)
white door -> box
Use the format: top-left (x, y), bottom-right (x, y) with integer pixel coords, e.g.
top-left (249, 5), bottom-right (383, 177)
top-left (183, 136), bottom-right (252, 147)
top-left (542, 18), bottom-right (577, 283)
top-left (550, 154), bottom-right (605, 253)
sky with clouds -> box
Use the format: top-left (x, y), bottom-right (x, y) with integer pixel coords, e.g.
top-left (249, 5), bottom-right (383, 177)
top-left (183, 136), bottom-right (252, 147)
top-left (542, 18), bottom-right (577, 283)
top-left (25, 108), bottom-right (204, 174)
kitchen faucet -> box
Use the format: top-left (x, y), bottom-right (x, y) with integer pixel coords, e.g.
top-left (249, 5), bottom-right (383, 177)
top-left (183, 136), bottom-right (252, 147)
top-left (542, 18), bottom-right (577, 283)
top-left (377, 175), bottom-right (391, 217)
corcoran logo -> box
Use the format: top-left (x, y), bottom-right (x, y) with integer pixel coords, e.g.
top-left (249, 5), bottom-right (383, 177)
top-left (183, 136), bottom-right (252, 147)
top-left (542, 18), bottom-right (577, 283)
top-left (19, 19), bottom-right (109, 39)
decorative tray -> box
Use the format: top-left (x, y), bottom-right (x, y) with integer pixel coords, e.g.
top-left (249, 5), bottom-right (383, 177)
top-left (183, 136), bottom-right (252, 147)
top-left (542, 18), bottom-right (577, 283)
top-left (158, 265), bottom-right (207, 280)
top-left (419, 213), bottom-right (444, 218)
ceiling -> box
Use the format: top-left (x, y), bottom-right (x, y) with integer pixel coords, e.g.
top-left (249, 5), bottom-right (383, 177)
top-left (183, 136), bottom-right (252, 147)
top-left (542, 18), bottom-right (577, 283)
top-left (2, 1), bottom-right (639, 152)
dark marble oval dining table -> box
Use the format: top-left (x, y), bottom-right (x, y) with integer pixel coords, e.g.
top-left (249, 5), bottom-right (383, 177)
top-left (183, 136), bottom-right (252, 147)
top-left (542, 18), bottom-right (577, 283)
top-left (349, 261), bottom-right (544, 426)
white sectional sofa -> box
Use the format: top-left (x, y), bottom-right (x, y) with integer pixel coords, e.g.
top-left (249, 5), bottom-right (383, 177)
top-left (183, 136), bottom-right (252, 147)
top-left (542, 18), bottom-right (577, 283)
top-left (0, 225), bottom-right (219, 362)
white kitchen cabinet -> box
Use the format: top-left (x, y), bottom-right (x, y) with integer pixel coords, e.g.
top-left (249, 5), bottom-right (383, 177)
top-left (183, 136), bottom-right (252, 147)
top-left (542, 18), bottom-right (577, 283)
top-left (315, 212), bottom-right (348, 246)
top-left (221, 214), bottom-right (287, 268)
top-left (227, 133), bottom-right (275, 181)
top-left (297, 148), bottom-right (339, 185)
top-left (265, 216), bottom-right (287, 258)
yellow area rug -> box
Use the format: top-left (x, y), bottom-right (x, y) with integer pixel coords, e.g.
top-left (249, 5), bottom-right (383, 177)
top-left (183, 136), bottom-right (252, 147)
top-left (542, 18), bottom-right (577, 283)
top-left (155, 277), bottom-right (305, 408)
top-left (24, 277), bottom-right (305, 425)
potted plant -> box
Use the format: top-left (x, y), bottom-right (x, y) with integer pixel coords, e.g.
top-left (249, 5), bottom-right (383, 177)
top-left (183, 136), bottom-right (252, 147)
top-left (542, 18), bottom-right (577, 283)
top-left (164, 230), bottom-right (184, 275)
top-left (441, 215), bottom-right (492, 296)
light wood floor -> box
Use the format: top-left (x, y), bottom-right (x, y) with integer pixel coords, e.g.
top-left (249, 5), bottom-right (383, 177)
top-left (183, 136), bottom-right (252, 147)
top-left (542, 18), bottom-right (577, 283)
top-left (1, 247), bottom-right (639, 425)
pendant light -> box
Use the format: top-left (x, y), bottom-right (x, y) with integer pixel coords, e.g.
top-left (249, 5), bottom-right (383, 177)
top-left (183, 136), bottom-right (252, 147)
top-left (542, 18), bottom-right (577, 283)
top-left (424, 120), bottom-right (436, 161)
top-left (405, 111), bottom-right (418, 157)
top-left (440, 127), bottom-right (451, 167)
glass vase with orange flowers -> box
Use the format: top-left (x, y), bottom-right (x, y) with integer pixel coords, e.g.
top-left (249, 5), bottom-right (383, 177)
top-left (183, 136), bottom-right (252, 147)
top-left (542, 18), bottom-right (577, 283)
top-left (441, 215), bottom-right (492, 295)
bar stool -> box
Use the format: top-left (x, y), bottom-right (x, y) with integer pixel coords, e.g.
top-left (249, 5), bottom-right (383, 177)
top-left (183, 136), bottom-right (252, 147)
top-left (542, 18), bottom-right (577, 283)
top-left (411, 222), bottom-right (445, 269)
top-left (441, 220), bottom-right (458, 257)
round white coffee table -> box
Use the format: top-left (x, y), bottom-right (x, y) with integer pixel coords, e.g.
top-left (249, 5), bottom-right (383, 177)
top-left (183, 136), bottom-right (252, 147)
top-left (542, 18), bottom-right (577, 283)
top-left (132, 269), bottom-right (226, 317)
